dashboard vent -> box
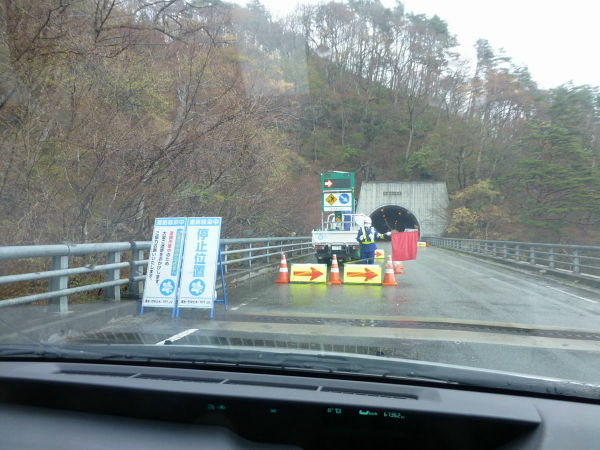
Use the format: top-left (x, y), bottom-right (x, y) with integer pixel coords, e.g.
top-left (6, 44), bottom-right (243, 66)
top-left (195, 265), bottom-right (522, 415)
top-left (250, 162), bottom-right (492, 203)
top-left (225, 380), bottom-right (318, 390)
top-left (60, 370), bottom-right (137, 378)
top-left (320, 386), bottom-right (418, 400)
top-left (134, 374), bottom-right (222, 383)
top-left (60, 370), bottom-right (224, 384)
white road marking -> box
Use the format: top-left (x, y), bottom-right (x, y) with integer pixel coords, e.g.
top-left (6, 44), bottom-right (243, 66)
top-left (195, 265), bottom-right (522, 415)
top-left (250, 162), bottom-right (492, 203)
top-left (155, 328), bottom-right (198, 345)
top-left (544, 285), bottom-right (598, 304)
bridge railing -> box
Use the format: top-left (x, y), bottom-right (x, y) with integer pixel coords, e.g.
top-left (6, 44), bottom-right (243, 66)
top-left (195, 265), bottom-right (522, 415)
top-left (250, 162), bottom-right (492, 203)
top-left (425, 237), bottom-right (600, 283)
top-left (0, 237), bottom-right (313, 312)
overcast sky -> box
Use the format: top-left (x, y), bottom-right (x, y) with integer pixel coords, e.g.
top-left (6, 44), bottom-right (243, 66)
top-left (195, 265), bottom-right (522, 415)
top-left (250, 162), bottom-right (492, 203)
top-left (233, 0), bottom-right (600, 89)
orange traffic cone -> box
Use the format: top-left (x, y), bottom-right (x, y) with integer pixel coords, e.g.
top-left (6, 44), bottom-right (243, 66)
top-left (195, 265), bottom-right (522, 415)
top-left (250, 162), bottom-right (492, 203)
top-left (382, 256), bottom-right (398, 286)
top-left (274, 252), bottom-right (289, 284)
top-left (393, 260), bottom-right (405, 274)
top-left (328, 254), bottom-right (342, 285)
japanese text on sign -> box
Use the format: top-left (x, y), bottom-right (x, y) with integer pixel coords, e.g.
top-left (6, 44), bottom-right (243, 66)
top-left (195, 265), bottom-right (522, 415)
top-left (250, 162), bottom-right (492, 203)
top-left (142, 218), bottom-right (187, 308)
top-left (178, 217), bottom-right (222, 309)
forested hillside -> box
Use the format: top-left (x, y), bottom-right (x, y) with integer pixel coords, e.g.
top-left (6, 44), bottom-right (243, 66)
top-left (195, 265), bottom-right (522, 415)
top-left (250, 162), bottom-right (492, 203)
top-left (1, 0), bottom-right (598, 245)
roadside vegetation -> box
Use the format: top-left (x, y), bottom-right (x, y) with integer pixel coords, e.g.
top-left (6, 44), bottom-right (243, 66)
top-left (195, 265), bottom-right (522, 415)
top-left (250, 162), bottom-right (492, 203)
top-left (1, 0), bottom-right (598, 245)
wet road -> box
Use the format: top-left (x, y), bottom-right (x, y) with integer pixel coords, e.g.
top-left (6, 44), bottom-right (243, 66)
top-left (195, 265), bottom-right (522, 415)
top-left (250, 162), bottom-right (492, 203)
top-left (58, 244), bottom-right (600, 384)
top-left (225, 244), bottom-right (600, 330)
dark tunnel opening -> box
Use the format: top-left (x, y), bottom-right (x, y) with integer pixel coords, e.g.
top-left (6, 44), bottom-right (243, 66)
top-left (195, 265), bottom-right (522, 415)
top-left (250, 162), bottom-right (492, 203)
top-left (370, 205), bottom-right (419, 234)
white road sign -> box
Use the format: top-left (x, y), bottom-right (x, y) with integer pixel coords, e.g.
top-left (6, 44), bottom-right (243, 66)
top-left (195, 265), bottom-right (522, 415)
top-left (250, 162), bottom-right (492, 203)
top-left (323, 191), bottom-right (353, 211)
top-left (142, 218), bottom-right (187, 309)
top-left (178, 217), bottom-right (222, 309)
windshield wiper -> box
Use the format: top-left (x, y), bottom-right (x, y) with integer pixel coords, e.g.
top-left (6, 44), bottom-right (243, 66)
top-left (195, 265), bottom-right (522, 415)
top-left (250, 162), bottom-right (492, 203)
top-left (1, 344), bottom-right (598, 399)
top-left (0, 344), bottom-right (454, 384)
top-left (116, 345), bottom-right (600, 398)
top-left (0, 344), bottom-right (139, 362)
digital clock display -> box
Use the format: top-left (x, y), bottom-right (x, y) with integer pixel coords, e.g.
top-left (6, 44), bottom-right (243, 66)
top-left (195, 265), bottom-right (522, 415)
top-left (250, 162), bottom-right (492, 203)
top-left (383, 411), bottom-right (406, 419)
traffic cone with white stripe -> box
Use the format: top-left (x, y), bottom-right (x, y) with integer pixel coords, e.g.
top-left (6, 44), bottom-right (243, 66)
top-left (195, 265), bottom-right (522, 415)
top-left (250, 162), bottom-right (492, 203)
top-left (393, 260), bottom-right (405, 274)
top-left (328, 254), bottom-right (342, 285)
top-left (275, 252), bottom-right (289, 284)
top-left (382, 256), bottom-right (398, 287)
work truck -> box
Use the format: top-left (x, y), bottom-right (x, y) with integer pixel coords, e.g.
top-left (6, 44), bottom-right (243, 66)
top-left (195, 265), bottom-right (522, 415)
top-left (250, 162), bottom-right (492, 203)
top-left (312, 171), bottom-right (364, 264)
top-left (312, 213), bottom-right (366, 264)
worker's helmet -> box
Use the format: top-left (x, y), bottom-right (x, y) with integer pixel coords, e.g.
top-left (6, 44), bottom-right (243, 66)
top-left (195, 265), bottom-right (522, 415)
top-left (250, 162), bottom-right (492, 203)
top-left (364, 217), bottom-right (372, 226)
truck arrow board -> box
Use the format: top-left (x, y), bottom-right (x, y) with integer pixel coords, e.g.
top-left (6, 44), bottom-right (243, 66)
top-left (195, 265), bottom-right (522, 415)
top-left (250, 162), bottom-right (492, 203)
top-left (290, 264), bottom-right (327, 283)
top-left (321, 172), bottom-right (354, 191)
top-left (343, 264), bottom-right (382, 284)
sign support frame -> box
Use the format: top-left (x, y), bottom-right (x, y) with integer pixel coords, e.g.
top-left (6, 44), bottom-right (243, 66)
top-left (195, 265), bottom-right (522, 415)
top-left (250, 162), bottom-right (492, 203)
top-left (210, 248), bottom-right (228, 319)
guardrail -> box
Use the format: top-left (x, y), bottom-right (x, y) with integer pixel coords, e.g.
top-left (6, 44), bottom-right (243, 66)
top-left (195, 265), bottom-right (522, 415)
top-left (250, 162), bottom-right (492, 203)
top-left (425, 237), bottom-right (600, 284)
top-left (0, 237), bottom-right (313, 312)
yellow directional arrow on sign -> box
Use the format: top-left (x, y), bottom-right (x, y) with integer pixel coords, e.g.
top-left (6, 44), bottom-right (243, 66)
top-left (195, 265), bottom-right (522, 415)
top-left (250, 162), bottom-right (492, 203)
top-left (290, 264), bottom-right (328, 283)
top-left (343, 264), bottom-right (382, 284)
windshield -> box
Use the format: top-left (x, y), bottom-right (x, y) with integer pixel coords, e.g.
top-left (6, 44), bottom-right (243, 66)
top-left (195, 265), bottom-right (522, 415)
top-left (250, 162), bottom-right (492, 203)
top-left (1, 0), bottom-right (599, 400)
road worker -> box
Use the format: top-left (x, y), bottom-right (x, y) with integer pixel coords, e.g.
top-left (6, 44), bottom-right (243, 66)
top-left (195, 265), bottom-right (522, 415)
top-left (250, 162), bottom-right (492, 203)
top-left (356, 217), bottom-right (391, 264)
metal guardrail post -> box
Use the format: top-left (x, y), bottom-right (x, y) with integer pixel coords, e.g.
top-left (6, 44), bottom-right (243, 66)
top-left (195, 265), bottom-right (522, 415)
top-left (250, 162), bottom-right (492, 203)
top-left (128, 244), bottom-right (144, 299)
top-left (265, 241), bottom-right (270, 263)
top-left (529, 246), bottom-right (536, 265)
top-left (549, 248), bottom-right (555, 269)
top-left (515, 245), bottom-right (520, 261)
top-left (492, 242), bottom-right (497, 257)
top-left (223, 244), bottom-right (229, 273)
top-left (246, 243), bottom-right (252, 268)
top-left (573, 250), bottom-right (580, 274)
top-left (503, 244), bottom-right (508, 259)
top-left (104, 251), bottom-right (121, 301)
top-left (48, 255), bottom-right (69, 313)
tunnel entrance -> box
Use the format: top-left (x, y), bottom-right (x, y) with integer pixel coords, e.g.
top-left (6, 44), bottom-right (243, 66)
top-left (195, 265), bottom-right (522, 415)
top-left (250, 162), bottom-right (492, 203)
top-left (370, 205), bottom-right (419, 234)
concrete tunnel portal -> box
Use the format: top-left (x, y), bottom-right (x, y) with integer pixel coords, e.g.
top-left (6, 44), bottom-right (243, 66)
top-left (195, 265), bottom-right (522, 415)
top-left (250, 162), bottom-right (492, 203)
top-left (356, 182), bottom-right (448, 236)
top-left (370, 205), bottom-right (419, 234)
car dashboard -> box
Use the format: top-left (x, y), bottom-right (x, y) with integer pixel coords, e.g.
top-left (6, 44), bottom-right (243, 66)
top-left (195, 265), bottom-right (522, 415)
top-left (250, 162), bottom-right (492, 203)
top-left (0, 361), bottom-right (599, 449)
